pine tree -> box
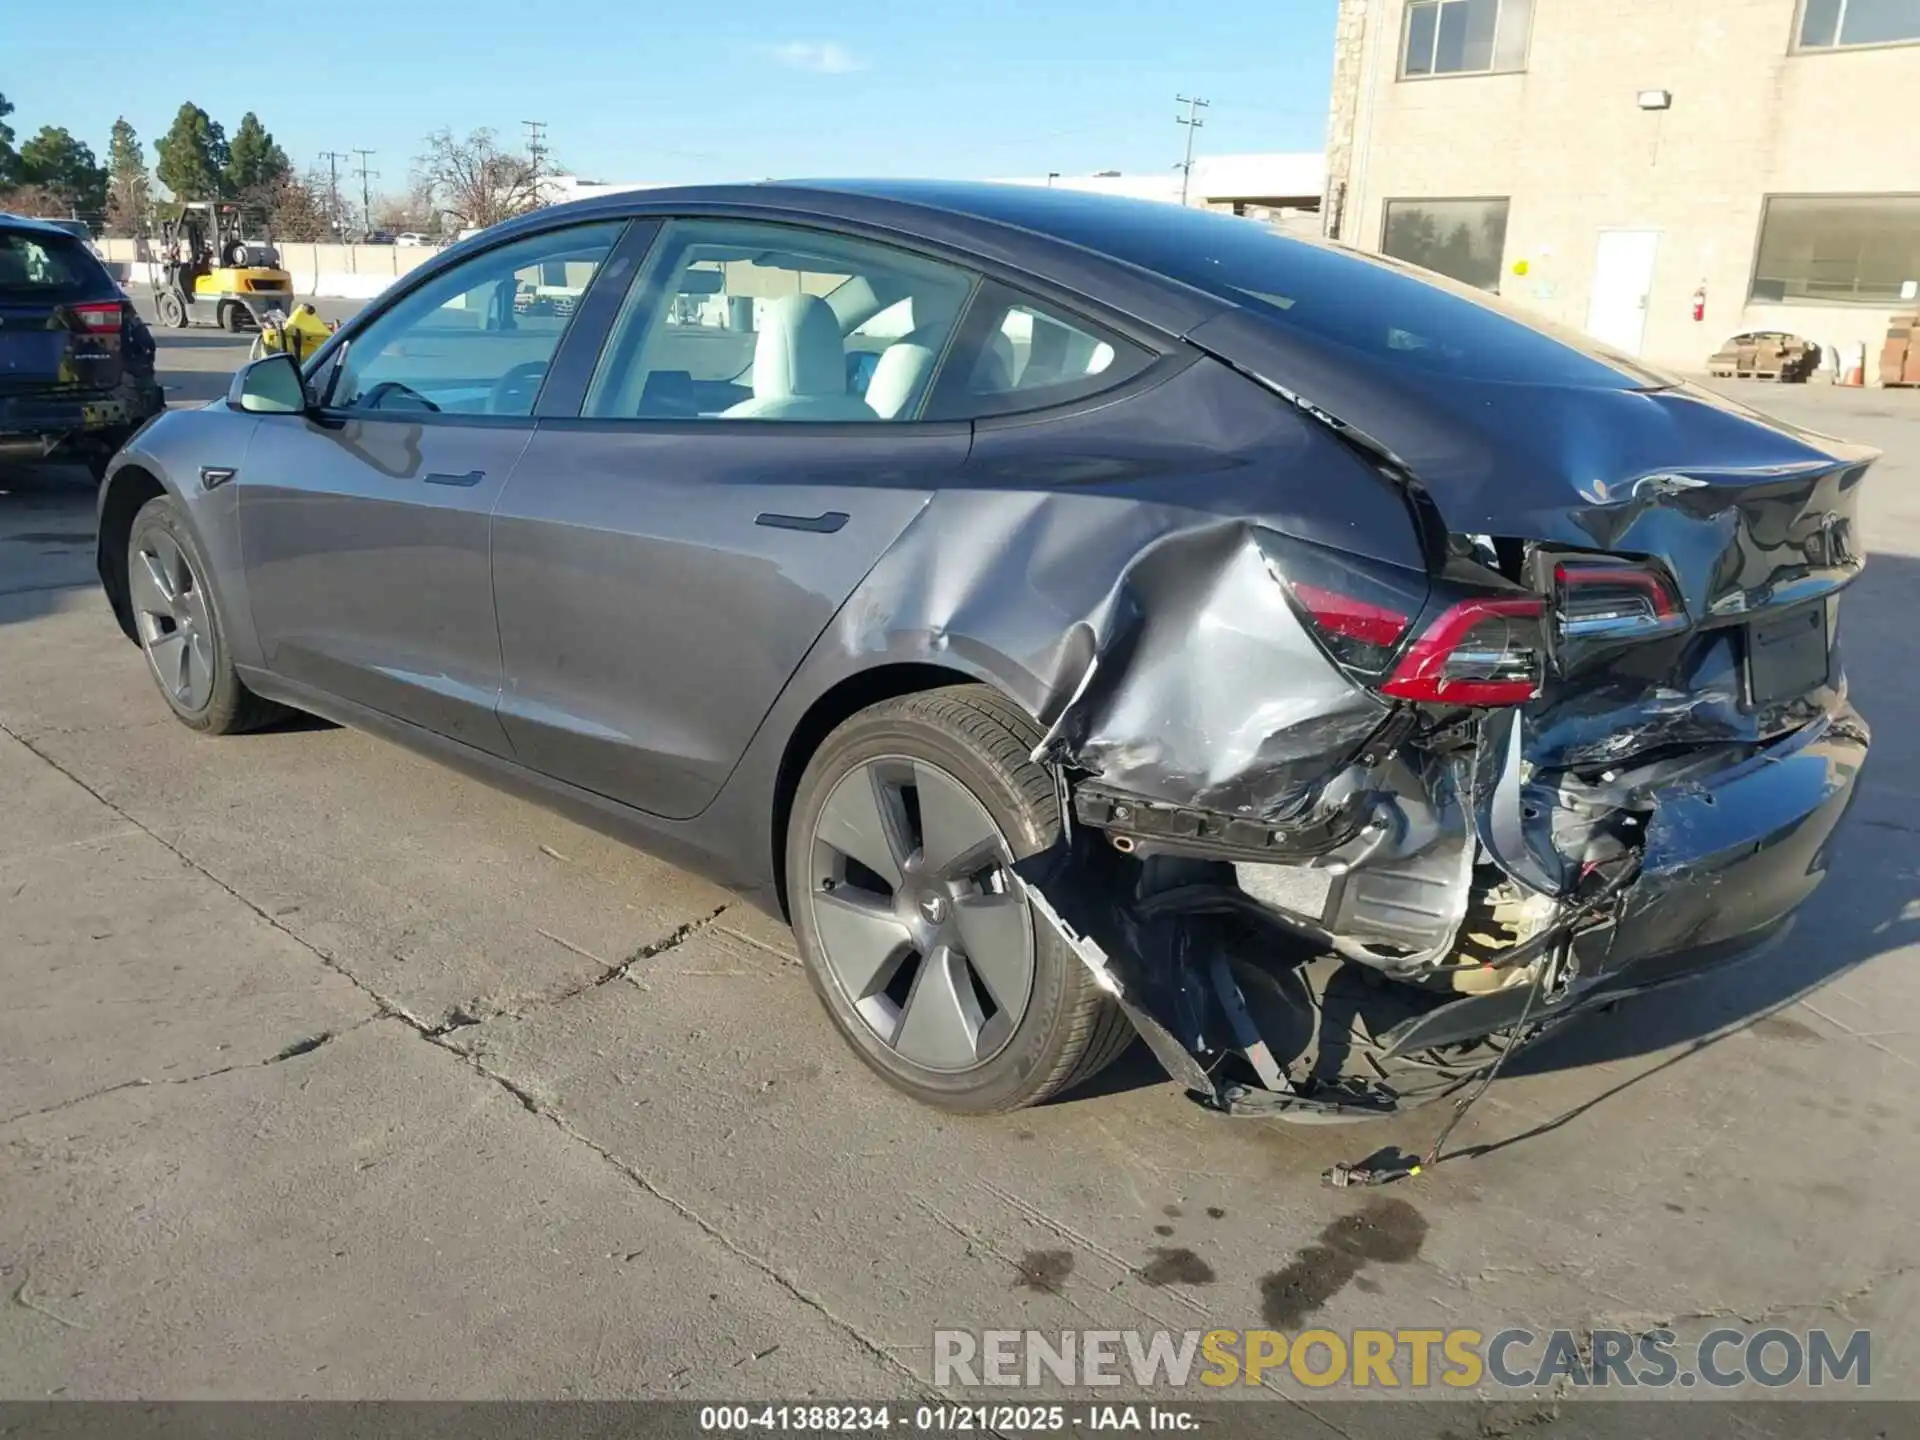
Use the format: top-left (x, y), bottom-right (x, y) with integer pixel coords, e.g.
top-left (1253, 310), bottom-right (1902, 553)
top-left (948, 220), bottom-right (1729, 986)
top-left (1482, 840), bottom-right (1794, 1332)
top-left (106, 118), bottom-right (150, 234)
top-left (16, 127), bottom-right (109, 218)
top-left (224, 112), bottom-right (291, 199)
top-left (0, 92), bottom-right (16, 187)
top-left (154, 103), bottom-right (229, 203)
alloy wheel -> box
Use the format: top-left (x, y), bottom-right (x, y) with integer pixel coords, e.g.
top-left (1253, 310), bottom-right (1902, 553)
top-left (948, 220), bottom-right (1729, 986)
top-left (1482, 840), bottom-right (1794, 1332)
top-left (130, 530), bottom-right (215, 713)
top-left (806, 756), bottom-right (1035, 1072)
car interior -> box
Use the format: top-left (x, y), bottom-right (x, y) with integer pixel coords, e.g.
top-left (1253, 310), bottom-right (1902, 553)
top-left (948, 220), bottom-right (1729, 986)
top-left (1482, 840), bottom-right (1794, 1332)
top-left (320, 217), bottom-right (1131, 423)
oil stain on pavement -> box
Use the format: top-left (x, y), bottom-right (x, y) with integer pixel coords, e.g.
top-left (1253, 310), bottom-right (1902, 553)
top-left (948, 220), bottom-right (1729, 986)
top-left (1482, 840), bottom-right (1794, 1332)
top-left (1260, 1198), bottom-right (1428, 1327)
top-left (1141, 1248), bottom-right (1216, 1287)
top-left (1013, 1249), bottom-right (1074, 1294)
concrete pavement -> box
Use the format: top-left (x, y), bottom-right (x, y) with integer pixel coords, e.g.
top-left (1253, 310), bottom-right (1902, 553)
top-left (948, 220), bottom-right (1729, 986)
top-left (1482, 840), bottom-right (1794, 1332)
top-left (4, 343), bottom-right (1920, 1412)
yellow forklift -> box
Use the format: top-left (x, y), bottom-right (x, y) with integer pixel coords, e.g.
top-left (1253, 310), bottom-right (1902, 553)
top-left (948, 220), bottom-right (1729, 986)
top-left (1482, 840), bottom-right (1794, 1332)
top-left (155, 201), bottom-right (295, 331)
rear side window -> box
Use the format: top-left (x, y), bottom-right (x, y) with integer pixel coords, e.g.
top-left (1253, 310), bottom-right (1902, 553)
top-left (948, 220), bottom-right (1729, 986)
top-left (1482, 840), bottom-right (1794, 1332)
top-left (0, 229), bottom-right (101, 298)
top-left (582, 218), bottom-right (977, 422)
top-left (924, 281), bottom-right (1151, 420)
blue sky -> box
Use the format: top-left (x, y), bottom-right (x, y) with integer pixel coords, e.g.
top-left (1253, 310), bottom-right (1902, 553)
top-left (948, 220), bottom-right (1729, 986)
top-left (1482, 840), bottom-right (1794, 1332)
top-left (6, 0), bottom-right (1336, 196)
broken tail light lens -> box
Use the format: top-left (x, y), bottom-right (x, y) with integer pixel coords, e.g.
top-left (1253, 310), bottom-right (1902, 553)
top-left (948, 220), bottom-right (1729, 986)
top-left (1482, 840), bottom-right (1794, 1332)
top-left (1554, 560), bottom-right (1686, 642)
top-left (1381, 597), bottom-right (1545, 706)
top-left (1290, 582), bottom-right (1412, 670)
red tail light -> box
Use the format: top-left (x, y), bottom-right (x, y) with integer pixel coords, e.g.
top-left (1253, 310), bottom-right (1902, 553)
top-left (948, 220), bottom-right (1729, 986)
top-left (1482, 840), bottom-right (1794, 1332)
top-left (71, 300), bottom-right (125, 332)
top-left (1381, 597), bottom-right (1545, 706)
top-left (1553, 560), bottom-right (1685, 642)
top-left (1291, 582), bottom-right (1411, 668)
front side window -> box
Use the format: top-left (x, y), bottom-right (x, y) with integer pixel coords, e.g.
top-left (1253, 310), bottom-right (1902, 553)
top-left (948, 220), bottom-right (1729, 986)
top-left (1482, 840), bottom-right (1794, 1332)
top-left (324, 221), bottom-right (623, 417)
top-left (1402, 0), bottom-right (1533, 76)
top-left (1381, 198), bottom-right (1511, 292)
top-left (583, 219), bottom-right (977, 422)
top-left (1797, 0), bottom-right (1920, 49)
top-left (1750, 194), bottom-right (1920, 305)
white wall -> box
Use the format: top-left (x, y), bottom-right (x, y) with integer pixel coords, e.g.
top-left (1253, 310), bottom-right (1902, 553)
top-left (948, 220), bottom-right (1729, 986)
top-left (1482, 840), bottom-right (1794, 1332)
top-left (99, 237), bottom-right (437, 301)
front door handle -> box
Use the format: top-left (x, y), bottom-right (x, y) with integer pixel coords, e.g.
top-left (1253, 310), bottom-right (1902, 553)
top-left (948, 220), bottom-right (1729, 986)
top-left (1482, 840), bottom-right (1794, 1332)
top-left (756, 510), bottom-right (848, 534)
top-left (425, 469), bottom-right (485, 488)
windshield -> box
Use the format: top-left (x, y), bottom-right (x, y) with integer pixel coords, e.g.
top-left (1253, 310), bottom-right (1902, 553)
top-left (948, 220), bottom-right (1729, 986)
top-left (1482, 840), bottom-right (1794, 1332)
top-left (0, 228), bottom-right (98, 298)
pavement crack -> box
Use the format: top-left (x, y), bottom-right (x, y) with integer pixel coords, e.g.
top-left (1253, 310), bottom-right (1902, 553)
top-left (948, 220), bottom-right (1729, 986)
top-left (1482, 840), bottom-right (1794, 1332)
top-left (0, 1017), bottom-right (382, 1128)
top-left (0, 719), bottom-right (416, 1031)
top-left (406, 1021), bottom-right (930, 1396)
top-left (596, 904), bottom-right (731, 987)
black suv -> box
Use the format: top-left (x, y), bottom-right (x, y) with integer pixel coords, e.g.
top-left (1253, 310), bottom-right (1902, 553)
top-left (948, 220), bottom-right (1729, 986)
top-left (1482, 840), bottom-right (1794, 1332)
top-left (1, 213), bottom-right (164, 478)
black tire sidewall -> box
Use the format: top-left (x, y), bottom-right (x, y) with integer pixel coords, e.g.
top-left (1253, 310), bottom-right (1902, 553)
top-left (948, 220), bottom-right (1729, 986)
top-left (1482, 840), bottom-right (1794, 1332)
top-left (787, 698), bottom-right (1089, 1114)
top-left (128, 496), bottom-right (245, 733)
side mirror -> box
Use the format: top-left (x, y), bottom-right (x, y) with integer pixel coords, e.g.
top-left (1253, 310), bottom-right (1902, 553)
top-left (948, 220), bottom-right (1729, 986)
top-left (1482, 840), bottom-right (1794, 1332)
top-left (229, 352), bottom-right (311, 414)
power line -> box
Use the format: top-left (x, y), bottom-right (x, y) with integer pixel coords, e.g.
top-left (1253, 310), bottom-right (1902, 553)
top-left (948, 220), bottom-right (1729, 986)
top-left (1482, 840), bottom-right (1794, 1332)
top-left (353, 149), bottom-right (379, 234)
top-left (1174, 94), bottom-right (1209, 207)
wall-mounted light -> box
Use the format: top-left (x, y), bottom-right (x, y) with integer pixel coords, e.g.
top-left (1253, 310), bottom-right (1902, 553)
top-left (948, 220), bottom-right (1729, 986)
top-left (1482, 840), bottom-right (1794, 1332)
top-left (1637, 89), bottom-right (1673, 110)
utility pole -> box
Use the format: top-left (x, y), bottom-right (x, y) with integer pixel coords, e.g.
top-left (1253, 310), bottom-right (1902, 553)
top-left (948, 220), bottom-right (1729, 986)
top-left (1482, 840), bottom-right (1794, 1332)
top-left (522, 120), bottom-right (548, 175)
top-left (353, 149), bottom-right (379, 234)
top-left (318, 151), bottom-right (349, 237)
top-left (1175, 94), bottom-right (1209, 206)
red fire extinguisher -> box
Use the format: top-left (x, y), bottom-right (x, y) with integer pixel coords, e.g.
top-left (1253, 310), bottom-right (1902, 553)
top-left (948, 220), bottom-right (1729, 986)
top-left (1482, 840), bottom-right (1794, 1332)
top-left (1692, 283), bottom-right (1706, 322)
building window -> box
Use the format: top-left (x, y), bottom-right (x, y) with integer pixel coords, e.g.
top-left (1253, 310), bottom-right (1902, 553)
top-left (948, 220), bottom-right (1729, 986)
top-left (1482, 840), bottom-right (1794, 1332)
top-left (1750, 195), bottom-right (1920, 305)
top-left (1401, 0), bottom-right (1534, 77)
top-left (1796, 0), bottom-right (1920, 50)
top-left (1381, 198), bottom-right (1511, 292)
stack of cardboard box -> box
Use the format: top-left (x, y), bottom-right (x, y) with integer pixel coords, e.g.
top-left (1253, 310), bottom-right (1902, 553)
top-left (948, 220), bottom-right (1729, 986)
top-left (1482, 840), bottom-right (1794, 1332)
top-left (1706, 333), bottom-right (1818, 382)
top-left (1881, 313), bottom-right (1920, 387)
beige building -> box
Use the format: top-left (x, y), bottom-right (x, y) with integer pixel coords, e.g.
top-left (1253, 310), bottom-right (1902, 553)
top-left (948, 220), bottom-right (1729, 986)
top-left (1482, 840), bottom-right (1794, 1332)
top-left (1322, 0), bottom-right (1920, 377)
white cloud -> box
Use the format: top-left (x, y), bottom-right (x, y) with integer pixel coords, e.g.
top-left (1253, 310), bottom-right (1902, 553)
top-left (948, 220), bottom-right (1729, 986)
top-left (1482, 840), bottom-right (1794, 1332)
top-left (766, 40), bottom-right (866, 74)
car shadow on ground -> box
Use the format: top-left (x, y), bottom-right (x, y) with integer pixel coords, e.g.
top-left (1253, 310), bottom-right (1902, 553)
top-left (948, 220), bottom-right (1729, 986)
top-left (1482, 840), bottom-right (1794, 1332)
top-left (0, 465), bottom-right (99, 627)
top-left (159, 365), bottom-right (243, 405)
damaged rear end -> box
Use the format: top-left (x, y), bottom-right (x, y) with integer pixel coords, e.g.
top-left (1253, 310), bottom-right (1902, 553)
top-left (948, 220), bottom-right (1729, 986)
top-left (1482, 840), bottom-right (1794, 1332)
top-left (1023, 248), bottom-right (1874, 1120)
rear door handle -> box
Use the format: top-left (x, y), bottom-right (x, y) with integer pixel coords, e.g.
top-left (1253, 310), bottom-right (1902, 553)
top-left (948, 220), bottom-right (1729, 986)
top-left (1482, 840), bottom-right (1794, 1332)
top-left (756, 510), bottom-right (848, 534)
top-left (425, 469), bottom-right (485, 488)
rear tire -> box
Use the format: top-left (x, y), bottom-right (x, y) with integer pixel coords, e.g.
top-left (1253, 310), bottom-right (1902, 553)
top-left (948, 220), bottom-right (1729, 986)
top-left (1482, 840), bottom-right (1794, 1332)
top-left (127, 495), bottom-right (283, 735)
top-left (786, 685), bottom-right (1133, 1113)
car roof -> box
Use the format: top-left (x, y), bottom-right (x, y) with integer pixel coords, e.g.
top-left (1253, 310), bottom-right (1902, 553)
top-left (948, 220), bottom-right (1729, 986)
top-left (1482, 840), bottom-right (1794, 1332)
top-left (484, 179), bottom-right (1240, 339)
top-left (0, 211), bottom-right (84, 238)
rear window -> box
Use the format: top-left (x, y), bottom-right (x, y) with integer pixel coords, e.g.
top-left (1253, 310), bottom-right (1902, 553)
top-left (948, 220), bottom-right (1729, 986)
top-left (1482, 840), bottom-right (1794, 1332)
top-left (0, 228), bottom-right (101, 298)
top-left (956, 192), bottom-right (1674, 388)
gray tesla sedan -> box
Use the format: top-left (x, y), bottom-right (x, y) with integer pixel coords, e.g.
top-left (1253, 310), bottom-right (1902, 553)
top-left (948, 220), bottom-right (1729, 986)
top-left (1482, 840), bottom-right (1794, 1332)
top-left (96, 182), bottom-right (1872, 1125)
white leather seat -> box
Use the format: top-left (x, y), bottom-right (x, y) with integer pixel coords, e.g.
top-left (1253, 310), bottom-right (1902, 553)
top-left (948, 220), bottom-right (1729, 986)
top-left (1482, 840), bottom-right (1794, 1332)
top-left (721, 293), bottom-right (876, 421)
top-left (863, 328), bottom-right (942, 419)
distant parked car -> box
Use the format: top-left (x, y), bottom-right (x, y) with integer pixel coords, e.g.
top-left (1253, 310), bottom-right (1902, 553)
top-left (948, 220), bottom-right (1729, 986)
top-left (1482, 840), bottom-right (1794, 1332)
top-left (395, 232), bottom-right (433, 247)
top-left (0, 212), bottom-right (164, 479)
top-left (362, 231), bottom-right (396, 245)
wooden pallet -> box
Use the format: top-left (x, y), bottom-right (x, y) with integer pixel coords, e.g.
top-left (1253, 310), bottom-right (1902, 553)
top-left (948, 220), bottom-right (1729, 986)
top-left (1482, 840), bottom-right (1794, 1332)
top-left (1709, 365), bottom-right (1785, 379)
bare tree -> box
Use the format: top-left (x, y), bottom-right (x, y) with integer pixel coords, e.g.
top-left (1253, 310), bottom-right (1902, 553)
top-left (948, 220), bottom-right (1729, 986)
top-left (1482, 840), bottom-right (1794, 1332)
top-left (413, 127), bottom-right (546, 232)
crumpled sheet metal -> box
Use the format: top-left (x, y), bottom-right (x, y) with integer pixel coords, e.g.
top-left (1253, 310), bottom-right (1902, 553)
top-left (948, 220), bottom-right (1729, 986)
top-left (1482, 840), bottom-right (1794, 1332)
top-left (1032, 522), bottom-right (1390, 822)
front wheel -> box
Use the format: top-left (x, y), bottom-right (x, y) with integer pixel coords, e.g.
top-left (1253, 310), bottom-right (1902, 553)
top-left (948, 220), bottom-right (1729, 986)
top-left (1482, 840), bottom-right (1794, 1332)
top-left (127, 495), bottom-right (282, 734)
top-left (786, 685), bottom-right (1133, 1113)
top-left (156, 289), bottom-right (188, 328)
